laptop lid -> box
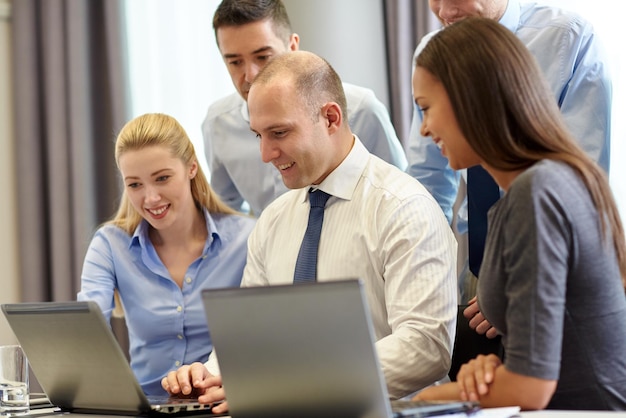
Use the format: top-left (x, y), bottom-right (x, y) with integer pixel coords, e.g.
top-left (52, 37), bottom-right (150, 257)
top-left (201, 279), bottom-right (392, 418)
top-left (202, 280), bottom-right (480, 418)
top-left (1, 301), bottom-right (211, 416)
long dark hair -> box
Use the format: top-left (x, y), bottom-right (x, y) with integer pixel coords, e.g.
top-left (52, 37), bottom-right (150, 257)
top-left (416, 17), bottom-right (626, 285)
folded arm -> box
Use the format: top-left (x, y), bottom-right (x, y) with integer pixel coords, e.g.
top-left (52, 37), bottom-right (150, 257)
top-left (416, 359), bottom-right (557, 410)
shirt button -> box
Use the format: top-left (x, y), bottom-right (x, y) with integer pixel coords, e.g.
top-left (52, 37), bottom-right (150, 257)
top-left (175, 361), bottom-right (181, 367)
top-left (202, 255), bottom-right (207, 260)
top-left (177, 334), bottom-right (183, 340)
top-left (176, 306), bottom-right (182, 312)
top-left (185, 277), bottom-right (192, 284)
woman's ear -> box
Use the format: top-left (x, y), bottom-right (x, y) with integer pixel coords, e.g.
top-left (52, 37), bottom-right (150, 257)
top-left (189, 160), bottom-right (198, 179)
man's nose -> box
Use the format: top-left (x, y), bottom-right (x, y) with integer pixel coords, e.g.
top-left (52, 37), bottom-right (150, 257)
top-left (259, 136), bottom-right (279, 163)
top-left (245, 62), bottom-right (262, 84)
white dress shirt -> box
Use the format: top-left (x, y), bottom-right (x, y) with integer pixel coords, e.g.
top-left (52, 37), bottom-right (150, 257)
top-left (209, 137), bottom-right (457, 399)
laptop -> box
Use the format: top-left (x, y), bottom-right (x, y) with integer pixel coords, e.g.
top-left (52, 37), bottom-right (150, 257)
top-left (1, 301), bottom-right (222, 416)
top-left (201, 279), bottom-right (479, 418)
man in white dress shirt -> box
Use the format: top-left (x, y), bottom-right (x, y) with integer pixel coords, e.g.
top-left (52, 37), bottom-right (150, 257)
top-left (204, 0), bottom-right (407, 216)
top-left (162, 51), bottom-right (457, 415)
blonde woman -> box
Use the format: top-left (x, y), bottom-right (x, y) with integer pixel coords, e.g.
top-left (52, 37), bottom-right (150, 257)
top-left (78, 113), bottom-right (255, 395)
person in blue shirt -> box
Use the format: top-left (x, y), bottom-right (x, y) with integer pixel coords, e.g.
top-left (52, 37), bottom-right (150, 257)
top-left (407, 0), bottom-right (612, 307)
top-left (78, 113), bottom-right (255, 396)
top-left (204, 0), bottom-right (407, 216)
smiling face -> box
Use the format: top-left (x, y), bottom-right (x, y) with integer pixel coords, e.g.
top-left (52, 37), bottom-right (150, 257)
top-left (413, 66), bottom-right (479, 170)
top-left (248, 77), bottom-right (341, 189)
top-left (428, 0), bottom-right (506, 26)
top-left (217, 19), bottom-right (299, 101)
top-left (118, 146), bottom-right (198, 232)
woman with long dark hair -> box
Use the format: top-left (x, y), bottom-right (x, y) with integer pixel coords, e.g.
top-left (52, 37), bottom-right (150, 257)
top-left (413, 17), bottom-right (626, 410)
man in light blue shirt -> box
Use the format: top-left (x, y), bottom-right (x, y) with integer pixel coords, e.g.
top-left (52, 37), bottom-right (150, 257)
top-left (407, 0), bottom-right (612, 302)
top-left (204, 0), bottom-right (407, 216)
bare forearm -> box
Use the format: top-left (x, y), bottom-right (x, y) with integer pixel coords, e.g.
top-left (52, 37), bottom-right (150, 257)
top-left (416, 366), bottom-right (556, 410)
top-left (469, 366), bottom-right (556, 410)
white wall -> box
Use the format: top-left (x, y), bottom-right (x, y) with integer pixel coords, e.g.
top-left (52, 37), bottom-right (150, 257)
top-left (539, 0), bottom-right (626, 218)
top-left (0, 0), bottom-right (20, 345)
top-left (283, 0), bottom-right (390, 109)
top-left (125, 0), bottom-right (391, 175)
top-left (125, 0), bottom-right (234, 176)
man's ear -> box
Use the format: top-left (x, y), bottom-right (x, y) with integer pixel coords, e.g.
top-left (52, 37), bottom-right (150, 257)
top-left (289, 33), bottom-right (300, 51)
top-left (322, 102), bottom-right (342, 134)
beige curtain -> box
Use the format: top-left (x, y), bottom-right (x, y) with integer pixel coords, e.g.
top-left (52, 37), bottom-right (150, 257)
top-left (383, 0), bottom-right (439, 144)
top-left (12, 0), bottom-right (129, 302)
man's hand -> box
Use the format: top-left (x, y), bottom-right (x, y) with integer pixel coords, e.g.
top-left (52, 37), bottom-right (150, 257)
top-left (162, 362), bottom-right (229, 414)
top-left (463, 296), bottom-right (498, 339)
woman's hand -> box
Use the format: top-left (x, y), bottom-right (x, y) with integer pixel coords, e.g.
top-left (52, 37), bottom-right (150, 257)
top-left (413, 382), bottom-right (461, 401)
top-left (456, 354), bottom-right (502, 401)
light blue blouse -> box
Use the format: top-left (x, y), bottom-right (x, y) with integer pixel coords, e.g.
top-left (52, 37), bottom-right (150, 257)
top-left (78, 209), bottom-right (255, 395)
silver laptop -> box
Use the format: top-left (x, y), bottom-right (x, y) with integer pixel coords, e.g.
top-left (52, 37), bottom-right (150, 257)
top-left (1, 301), bottom-right (221, 416)
top-left (201, 279), bottom-right (479, 418)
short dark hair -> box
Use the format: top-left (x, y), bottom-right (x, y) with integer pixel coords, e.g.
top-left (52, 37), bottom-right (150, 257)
top-left (213, 0), bottom-right (292, 44)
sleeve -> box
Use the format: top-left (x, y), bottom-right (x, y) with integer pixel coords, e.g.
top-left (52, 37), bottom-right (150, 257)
top-left (240, 220), bottom-right (269, 288)
top-left (205, 350), bottom-right (221, 376)
top-left (77, 229), bottom-right (117, 321)
top-left (202, 115), bottom-right (246, 212)
top-left (500, 181), bottom-right (569, 380)
top-left (405, 39), bottom-right (460, 224)
top-left (347, 88), bottom-right (408, 171)
top-left (555, 24), bottom-right (611, 172)
top-left (375, 195), bottom-right (458, 398)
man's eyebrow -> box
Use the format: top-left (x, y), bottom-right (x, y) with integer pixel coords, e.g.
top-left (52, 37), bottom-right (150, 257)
top-left (223, 46), bottom-right (274, 60)
top-left (252, 46), bottom-right (273, 54)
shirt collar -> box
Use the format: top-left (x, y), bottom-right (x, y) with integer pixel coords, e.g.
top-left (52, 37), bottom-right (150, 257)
top-left (304, 135), bottom-right (369, 203)
top-left (499, 0), bottom-right (520, 32)
top-left (241, 99), bottom-right (250, 123)
top-left (129, 208), bottom-right (220, 252)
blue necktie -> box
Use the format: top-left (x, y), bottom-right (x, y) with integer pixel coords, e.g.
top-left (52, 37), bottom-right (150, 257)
top-left (293, 189), bottom-right (331, 283)
top-left (467, 166), bottom-right (500, 277)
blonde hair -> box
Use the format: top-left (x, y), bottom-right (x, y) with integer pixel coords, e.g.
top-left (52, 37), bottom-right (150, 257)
top-left (108, 113), bottom-right (238, 234)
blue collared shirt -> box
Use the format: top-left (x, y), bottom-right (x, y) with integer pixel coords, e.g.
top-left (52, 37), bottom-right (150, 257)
top-left (406, 0), bottom-right (612, 231)
top-left (78, 209), bottom-right (255, 395)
